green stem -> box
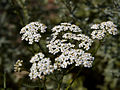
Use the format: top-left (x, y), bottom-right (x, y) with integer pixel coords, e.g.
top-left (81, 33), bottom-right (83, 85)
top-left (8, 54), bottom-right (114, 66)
top-left (57, 83), bottom-right (61, 90)
top-left (11, 0), bottom-right (29, 25)
top-left (66, 69), bottom-right (81, 90)
top-left (26, 46), bottom-right (34, 55)
top-left (92, 41), bottom-right (102, 56)
top-left (92, 33), bottom-right (110, 56)
top-left (57, 76), bottom-right (63, 90)
top-left (4, 72), bottom-right (6, 89)
top-left (43, 77), bottom-right (46, 90)
top-left (17, 0), bottom-right (29, 25)
top-left (38, 42), bottom-right (47, 57)
top-left (21, 1), bottom-right (29, 24)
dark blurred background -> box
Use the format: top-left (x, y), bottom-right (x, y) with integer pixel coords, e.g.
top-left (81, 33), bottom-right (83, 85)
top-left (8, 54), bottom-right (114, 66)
top-left (0, 0), bottom-right (120, 90)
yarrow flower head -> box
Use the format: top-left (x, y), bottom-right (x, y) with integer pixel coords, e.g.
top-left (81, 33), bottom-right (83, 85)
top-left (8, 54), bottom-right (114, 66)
top-left (20, 22), bottom-right (47, 44)
top-left (14, 60), bottom-right (23, 72)
top-left (91, 21), bottom-right (118, 40)
top-left (47, 23), bottom-right (93, 52)
top-left (52, 23), bottom-right (82, 33)
top-left (47, 23), bottom-right (94, 70)
top-left (29, 52), bottom-right (54, 79)
top-left (54, 49), bottom-right (94, 68)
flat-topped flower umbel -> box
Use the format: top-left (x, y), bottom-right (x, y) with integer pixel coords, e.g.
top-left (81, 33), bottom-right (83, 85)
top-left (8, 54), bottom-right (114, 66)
top-left (14, 21), bottom-right (118, 80)
top-left (91, 21), bottom-right (118, 40)
top-left (20, 22), bottom-right (47, 44)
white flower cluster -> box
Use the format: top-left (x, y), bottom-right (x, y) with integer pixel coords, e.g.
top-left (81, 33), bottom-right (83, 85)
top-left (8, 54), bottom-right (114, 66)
top-left (20, 22), bottom-right (47, 44)
top-left (91, 21), bottom-right (118, 40)
top-left (62, 33), bottom-right (93, 50)
top-left (29, 49), bottom-right (94, 79)
top-left (47, 39), bottom-right (75, 54)
top-left (52, 23), bottom-right (82, 33)
top-left (14, 60), bottom-right (23, 72)
top-left (47, 23), bottom-right (93, 54)
top-left (29, 52), bottom-right (54, 79)
top-left (55, 49), bottom-right (94, 68)
top-left (47, 22), bottom-right (82, 55)
top-left (16, 21), bottom-right (119, 79)
top-left (47, 23), bottom-right (94, 69)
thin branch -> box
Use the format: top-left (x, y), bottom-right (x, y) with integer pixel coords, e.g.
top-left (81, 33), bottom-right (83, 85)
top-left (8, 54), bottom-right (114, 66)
top-left (4, 72), bottom-right (6, 89)
top-left (37, 42), bottom-right (48, 57)
top-left (61, 0), bottom-right (81, 22)
top-left (43, 77), bottom-right (46, 90)
top-left (66, 69), bottom-right (81, 90)
top-left (92, 40), bottom-right (102, 56)
top-left (57, 75), bottom-right (63, 90)
top-left (64, 65), bottom-right (75, 75)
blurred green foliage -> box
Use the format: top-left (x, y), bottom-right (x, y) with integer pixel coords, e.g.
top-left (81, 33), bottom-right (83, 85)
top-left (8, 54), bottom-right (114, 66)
top-left (0, 0), bottom-right (120, 89)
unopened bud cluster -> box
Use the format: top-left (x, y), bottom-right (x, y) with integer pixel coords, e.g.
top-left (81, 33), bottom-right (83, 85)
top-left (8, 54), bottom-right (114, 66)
top-left (14, 60), bottom-right (23, 72)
